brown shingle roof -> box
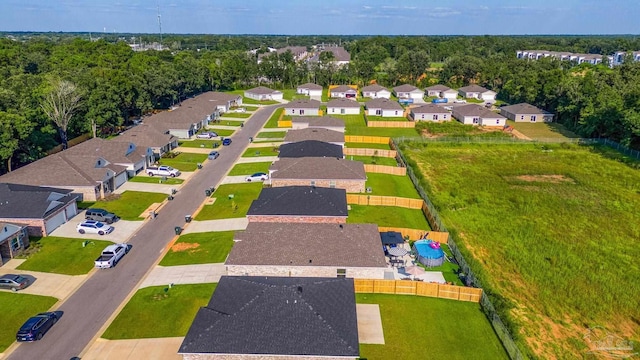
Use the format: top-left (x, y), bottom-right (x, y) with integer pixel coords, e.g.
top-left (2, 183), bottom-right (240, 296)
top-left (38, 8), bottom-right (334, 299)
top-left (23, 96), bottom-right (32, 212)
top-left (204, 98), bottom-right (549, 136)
top-left (361, 84), bottom-right (389, 92)
top-left (393, 84), bottom-right (421, 93)
top-left (284, 128), bottom-right (345, 143)
top-left (330, 85), bottom-right (357, 93)
top-left (117, 124), bottom-right (176, 149)
top-left (458, 84), bottom-right (491, 93)
top-left (297, 82), bottom-right (323, 90)
top-left (425, 84), bottom-right (451, 91)
top-left (284, 99), bottom-right (321, 109)
top-left (227, 222), bottom-right (386, 267)
top-left (270, 157), bottom-right (365, 180)
top-left (65, 138), bottom-right (147, 165)
top-left (454, 104), bottom-right (505, 119)
top-left (365, 98), bottom-right (403, 111)
top-left (326, 98), bottom-right (360, 109)
top-left (322, 46), bottom-right (350, 62)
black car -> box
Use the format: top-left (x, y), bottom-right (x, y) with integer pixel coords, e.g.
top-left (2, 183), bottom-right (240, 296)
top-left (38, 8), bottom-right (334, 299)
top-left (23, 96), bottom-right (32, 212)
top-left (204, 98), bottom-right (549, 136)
top-left (85, 208), bottom-right (118, 224)
top-left (16, 312), bottom-right (59, 342)
top-left (222, 138), bottom-right (232, 146)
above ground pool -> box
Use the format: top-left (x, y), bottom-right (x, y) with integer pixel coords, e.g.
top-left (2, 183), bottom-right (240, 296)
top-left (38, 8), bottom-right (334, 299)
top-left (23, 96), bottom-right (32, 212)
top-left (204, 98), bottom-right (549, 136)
top-left (413, 240), bottom-right (445, 267)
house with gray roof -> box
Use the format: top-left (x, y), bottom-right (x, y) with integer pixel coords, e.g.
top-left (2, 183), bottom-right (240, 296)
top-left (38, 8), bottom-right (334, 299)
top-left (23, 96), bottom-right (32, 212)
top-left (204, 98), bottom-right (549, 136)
top-left (452, 104), bottom-right (506, 127)
top-left (199, 92), bottom-right (243, 113)
top-left (279, 141), bottom-right (344, 159)
top-left (365, 98), bottom-right (404, 117)
top-left (361, 84), bottom-right (391, 99)
top-left (410, 104), bottom-right (451, 122)
top-left (310, 45), bottom-right (351, 66)
top-left (0, 222), bottom-right (29, 266)
top-left (178, 276), bottom-right (360, 360)
top-left (392, 84), bottom-right (424, 101)
top-left (329, 85), bottom-right (357, 98)
top-left (296, 83), bottom-right (323, 98)
top-left (500, 103), bottom-right (554, 123)
top-left (65, 138), bottom-right (153, 178)
top-left (326, 98), bottom-right (360, 115)
top-left (425, 84), bottom-right (458, 100)
top-left (291, 116), bottom-right (346, 133)
top-left (226, 222), bottom-right (386, 278)
top-left (458, 85), bottom-right (497, 102)
top-left (284, 99), bottom-right (321, 117)
top-left (283, 128), bottom-right (345, 147)
top-left (117, 124), bottom-right (178, 160)
top-left (247, 186), bottom-right (347, 223)
top-left (145, 93), bottom-right (220, 139)
top-left (0, 183), bottom-right (78, 237)
top-left (269, 157), bottom-right (366, 193)
top-left (244, 86), bottom-right (283, 101)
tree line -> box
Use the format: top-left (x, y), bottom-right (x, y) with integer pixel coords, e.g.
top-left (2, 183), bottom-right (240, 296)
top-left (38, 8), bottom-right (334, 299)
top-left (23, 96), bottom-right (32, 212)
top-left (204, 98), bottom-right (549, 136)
top-left (1, 34), bottom-right (639, 174)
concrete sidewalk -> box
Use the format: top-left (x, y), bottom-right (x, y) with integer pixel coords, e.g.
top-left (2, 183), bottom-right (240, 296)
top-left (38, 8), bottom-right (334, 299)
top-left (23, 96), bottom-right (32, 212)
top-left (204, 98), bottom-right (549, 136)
top-left (248, 141), bottom-right (282, 148)
top-left (182, 218), bottom-right (248, 234)
top-left (139, 263), bottom-right (225, 288)
top-left (0, 259), bottom-right (87, 300)
top-left (219, 175), bottom-right (250, 184)
top-left (114, 182), bottom-right (179, 195)
top-left (235, 156), bottom-right (278, 163)
top-left (258, 127), bottom-right (289, 132)
top-left (206, 124), bottom-right (240, 130)
top-left (82, 337), bottom-right (183, 360)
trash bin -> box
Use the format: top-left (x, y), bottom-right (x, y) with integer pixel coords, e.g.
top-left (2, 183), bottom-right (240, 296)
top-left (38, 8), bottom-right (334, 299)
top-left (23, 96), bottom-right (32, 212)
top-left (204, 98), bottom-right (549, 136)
top-left (149, 211), bottom-right (156, 219)
top-left (174, 226), bottom-right (182, 235)
top-left (249, 137), bottom-right (253, 143)
top-left (205, 189), bottom-right (212, 196)
top-left (168, 195), bottom-right (174, 200)
top-left (185, 215), bottom-right (192, 223)
top-left (171, 188), bottom-right (177, 195)
top-left (197, 163), bottom-right (203, 169)
top-left (213, 142), bottom-right (219, 148)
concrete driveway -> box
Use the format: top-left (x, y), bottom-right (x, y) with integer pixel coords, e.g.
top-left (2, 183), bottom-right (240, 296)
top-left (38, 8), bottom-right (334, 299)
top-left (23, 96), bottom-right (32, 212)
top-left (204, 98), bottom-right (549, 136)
top-left (0, 259), bottom-right (87, 300)
top-left (82, 337), bottom-right (183, 360)
top-left (235, 156), bottom-right (278, 164)
top-left (49, 211), bottom-right (145, 243)
top-left (181, 218), bottom-right (248, 234)
top-left (139, 263), bottom-right (225, 289)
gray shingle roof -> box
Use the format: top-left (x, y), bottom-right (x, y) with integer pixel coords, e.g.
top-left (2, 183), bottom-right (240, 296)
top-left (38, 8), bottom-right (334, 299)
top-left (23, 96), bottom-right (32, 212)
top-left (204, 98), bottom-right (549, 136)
top-left (365, 98), bottom-right (403, 111)
top-left (322, 46), bottom-right (351, 62)
top-left (454, 104), bottom-right (506, 119)
top-left (291, 116), bottom-right (345, 128)
top-left (246, 86), bottom-right (281, 95)
top-left (297, 82), bottom-right (323, 90)
top-left (179, 276), bottom-right (359, 357)
top-left (393, 84), bottom-right (421, 93)
top-left (117, 124), bottom-right (176, 149)
top-left (65, 138), bottom-right (147, 165)
top-left (326, 98), bottom-right (360, 109)
top-left (361, 84), bottom-right (389, 92)
top-left (425, 84), bottom-right (452, 91)
top-left (330, 85), bottom-right (357, 93)
top-left (284, 128), bottom-right (345, 144)
top-left (279, 141), bottom-right (344, 158)
top-left (270, 157), bottom-right (365, 180)
top-left (411, 104), bottom-right (451, 114)
top-left (458, 84), bottom-right (491, 93)
top-left (227, 222), bottom-right (385, 267)
top-left (284, 99), bottom-right (321, 109)
top-left (0, 183), bottom-right (76, 219)
top-left (247, 186), bottom-right (347, 217)
top-left (500, 103), bottom-right (553, 115)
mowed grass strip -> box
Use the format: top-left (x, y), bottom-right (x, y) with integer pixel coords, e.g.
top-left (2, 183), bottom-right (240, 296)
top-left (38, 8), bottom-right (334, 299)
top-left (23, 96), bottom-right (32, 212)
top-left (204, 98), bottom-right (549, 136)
top-left (256, 131), bottom-right (287, 139)
top-left (128, 176), bottom-right (184, 185)
top-left (16, 237), bottom-right (113, 275)
top-left (506, 120), bottom-right (580, 139)
top-left (241, 146), bottom-right (279, 157)
top-left (219, 112), bottom-right (250, 118)
top-left (349, 155), bottom-right (397, 166)
top-left (345, 142), bottom-right (391, 150)
top-left (264, 107), bottom-right (283, 128)
top-left (159, 231), bottom-right (234, 266)
top-left (347, 205), bottom-right (429, 229)
top-left (0, 293), bottom-right (58, 352)
top-left (92, 191), bottom-right (168, 220)
top-left (364, 173), bottom-right (421, 198)
top-left (102, 283), bottom-right (216, 339)
top-left (228, 162), bottom-right (272, 176)
top-left (357, 294), bottom-right (508, 360)
top-left (159, 152), bottom-right (208, 172)
top-left (367, 115), bottom-right (409, 122)
top-left (196, 183), bottom-right (263, 220)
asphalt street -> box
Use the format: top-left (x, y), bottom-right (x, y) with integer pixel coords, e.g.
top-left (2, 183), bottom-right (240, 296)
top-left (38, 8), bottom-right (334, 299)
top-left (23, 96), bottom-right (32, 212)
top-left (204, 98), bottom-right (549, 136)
top-left (6, 104), bottom-right (280, 360)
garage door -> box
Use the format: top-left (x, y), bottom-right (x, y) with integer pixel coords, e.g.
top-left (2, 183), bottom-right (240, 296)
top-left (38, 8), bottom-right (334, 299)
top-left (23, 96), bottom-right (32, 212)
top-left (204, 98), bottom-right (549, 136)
top-left (45, 211), bottom-right (66, 235)
top-left (65, 202), bottom-right (77, 219)
top-left (114, 172), bottom-right (127, 189)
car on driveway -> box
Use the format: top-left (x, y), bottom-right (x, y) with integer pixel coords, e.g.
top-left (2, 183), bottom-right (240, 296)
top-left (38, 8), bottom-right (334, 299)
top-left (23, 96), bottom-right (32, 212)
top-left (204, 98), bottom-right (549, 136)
top-left (208, 151), bottom-right (220, 160)
top-left (77, 220), bottom-right (114, 235)
top-left (85, 208), bottom-right (118, 224)
top-left (245, 172), bottom-right (268, 182)
top-left (0, 274), bottom-right (30, 291)
top-left (222, 138), bottom-right (232, 146)
top-left (16, 312), bottom-right (59, 342)
top-left (196, 132), bottom-right (218, 139)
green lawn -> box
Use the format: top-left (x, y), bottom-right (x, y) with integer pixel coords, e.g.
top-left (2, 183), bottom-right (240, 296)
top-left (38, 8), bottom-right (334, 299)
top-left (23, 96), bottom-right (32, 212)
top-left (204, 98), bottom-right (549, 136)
top-left (228, 162), bottom-right (272, 176)
top-left (507, 120), bottom-right (580, 139)
top-left (345, 142), bottom-right (391, 150)
top-left (243, 97), bottom-right (279, 105)
top-left (219, 112), bottom-right (250, 118)
top-left (415, 121), bottom-right (510, 138)
top-left (334, 114), bottom-right (419, 137)
top-left (159, 231), bottom-right (234, 266)
top-left (240, 105), bottom-right (258, 111)
top-left (0, 293), bottom-right (58, 352)
top-left (357, 294), bottom-right (508, 360)
top-left (195, 183), bottom-right (263, 220)
top-left (363, 173), bottom-right (421, 198)
top-left (264, 107), bottom-right (283, 128)
top-left (349, 155), bottom-right (397, 166)
top-left (178, 139), bottom-right (220, 149)
top-left (282, 89), bottom-right (309, 101)
top-left (241, 146), bottom-right (279, 157)
top-left (91, 191), bottom-right (168, 220)
top-left (403, 141), bottom-right (640, 358)
top-left (367, 116), bottom-right (409, 122)
top-left (102, 283), bottom-right (216, 339)
top-left (347, 205), bottom-right (429, 229)
top-left (128, 176), bottom-right (184, 185)
top-left (212, 120), bottom-right (244, 127)
top-left (16, 237), bottom-right (113, 275)
top-left (159, 152), bottom-right (208, 172)
top-left (256, 131), bottom-right (287, 139)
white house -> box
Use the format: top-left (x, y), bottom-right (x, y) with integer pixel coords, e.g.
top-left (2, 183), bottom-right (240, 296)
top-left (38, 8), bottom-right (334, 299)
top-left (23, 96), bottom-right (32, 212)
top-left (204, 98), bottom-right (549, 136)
top-left (296, 83), bottom-right (323, 98)
top-left (424, 84), bottom-right (451, 97)
top-left (452, 104), bottom-right (506, 127)
top-left (365, 98), bottom-right (404, 117)
top-left (244, 86), bottom-right (283, 101)
top-left (326, 98), bottom-right (361, 115)
top-left (500, 103), bottom-right (554, 123)
top-left (361, 84), bottom-right (391, 99)
top-left (392, 84), bottom-right (424, 102)
top-left (458, 85), bottom-right (497, 102)
top-left (330, 85), bottom-right (357, 98)
top-left (284, 99), bottom-right (321, 117)
top-left (410, 104), bottom-right (451, 122)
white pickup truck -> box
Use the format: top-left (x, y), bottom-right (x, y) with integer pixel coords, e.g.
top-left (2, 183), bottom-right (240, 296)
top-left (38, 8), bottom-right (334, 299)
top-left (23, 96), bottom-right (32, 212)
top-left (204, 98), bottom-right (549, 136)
top-left (94, 244), bottom-right (130, 269)
top-left (146, 165), bottom-right (181, 177)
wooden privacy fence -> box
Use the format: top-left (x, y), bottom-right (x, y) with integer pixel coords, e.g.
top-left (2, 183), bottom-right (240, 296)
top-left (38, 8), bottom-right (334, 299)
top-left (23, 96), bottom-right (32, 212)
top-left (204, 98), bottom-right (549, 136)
top-left (347, 194), bottom-right (422, 208)
top-left (354, 279), bottom-right (482, 303)
top-left (364, 164), bottom-right (406, 175)
top-left (345, 135), bottom-right (390, 144)
top-left (344, 148), bottom-right (397, 158)
top-left (378, 226), bottom-right (428, 240)
top-left (367, 121), bottom-right (416, 128)
top-left (47, 133), bottom-right (92, 155)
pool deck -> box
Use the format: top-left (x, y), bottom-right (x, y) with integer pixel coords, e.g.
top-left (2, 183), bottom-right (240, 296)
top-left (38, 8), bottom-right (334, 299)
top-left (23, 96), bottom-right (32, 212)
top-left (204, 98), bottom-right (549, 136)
top-left (385, 242), bottom-right (447, 283)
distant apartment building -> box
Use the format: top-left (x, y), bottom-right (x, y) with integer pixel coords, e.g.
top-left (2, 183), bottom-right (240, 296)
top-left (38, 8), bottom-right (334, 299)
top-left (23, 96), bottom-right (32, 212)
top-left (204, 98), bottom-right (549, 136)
top-left (516, 49), bottom-right (640, 66)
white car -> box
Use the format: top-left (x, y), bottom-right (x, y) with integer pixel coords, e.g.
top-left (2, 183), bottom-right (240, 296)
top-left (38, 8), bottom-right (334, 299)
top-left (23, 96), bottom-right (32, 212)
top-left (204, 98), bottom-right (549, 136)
top-left (245, 172), bottom-right (268, 182)
top-left (196, 132), bottom-right (218, 139)
top-left (77, 220), bottom-right (114, 235)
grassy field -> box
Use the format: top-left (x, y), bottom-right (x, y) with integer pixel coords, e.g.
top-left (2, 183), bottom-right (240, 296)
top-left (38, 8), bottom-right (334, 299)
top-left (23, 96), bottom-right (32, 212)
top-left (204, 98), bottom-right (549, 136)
top-left (92, 191), bottom-right (168, 220)
top-left (357, 294), bottom-right (507, 360)
top-left (335, 114), bottom-right (420, 137)
top-left (159, 231), bottom-right (234, 266)
top-left (281, 88), bottom-right (310, 101)
top-left (219, 112), bottom-right (250, 118)
top-left (507, 120), bottom-right (580, 139)
top-left (159, 152), bottom-right (208, 172)
top-left (241, 146), bottom-right (279, 157)
top-left (128, 176), bottom-right (183, 185)
top-left (102, 283), bottom-right (216, 339)
top-left (0, 293), bottom-right (58, 352)
top-left (228, 162), bottom-right (272, 176)
top-left (415, 121), bottom-right (511, 138)
top-left (363, 173), bottom-right (421, 198)
top-left (16, 237), bottom-right (113, 275)
top-left (367, 115), bottom-right (409, 122)
top-left (345, 142), bottom-right (391, 150)
top-left (196, 183), bottom-right (263, 220)
top-left (402, 141), bottom-right (640, 359)
top-left (350, 155), bottom-right (397, 166)
top-left (264, 107), bottom-right (283, 128)
top-left (213, 120), bottom-right (244, 127)
top-left (347, 205), bottom-right (429, 230)
top-left (256, 131), bottom-right (287, 139)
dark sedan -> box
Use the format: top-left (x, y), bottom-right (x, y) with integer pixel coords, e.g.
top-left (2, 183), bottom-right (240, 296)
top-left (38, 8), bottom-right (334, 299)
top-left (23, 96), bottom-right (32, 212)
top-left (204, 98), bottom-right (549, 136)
top-left (16, 312), bottom-right (59, 342)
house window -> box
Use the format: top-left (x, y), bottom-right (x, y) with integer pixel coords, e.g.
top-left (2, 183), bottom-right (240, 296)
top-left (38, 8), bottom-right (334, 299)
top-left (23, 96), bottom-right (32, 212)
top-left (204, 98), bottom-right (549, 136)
top-left (496, 119), bottom-right (500, 124)
top-left (520, 115), bottom-right (524, 120)
top-left (300, 109), bottom-right (304, 115)
top-left (473, 117), bottom-right (479, 124)
top-left (337, 269), bottom-right (346, 278)
top-left (433, 114), bottom-right (438, 120)
top-left (443, 114), bottom-right (448, 119)
top-left (395, 111), bottom-right (398, 115)
top-left (291, 109), bottom-right (295, 114)
top-left (10, 237), bottom-right (21, 251)
top-left (531, 115), bottom-right (536, 122)
top-left (331, 108), bottom-right (335, 113)
top-left (329, 181), bottom-right (336, 188)
top-left (421, 114), bottom-right (425, 119)
top-left (341, 108), bottom-right (345, 114)
top-left (376, 109), bottom-right (381, 115)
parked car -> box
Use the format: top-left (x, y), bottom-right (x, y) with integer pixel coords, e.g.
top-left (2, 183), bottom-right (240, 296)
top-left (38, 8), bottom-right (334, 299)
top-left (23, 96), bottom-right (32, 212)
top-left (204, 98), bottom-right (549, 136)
top-left (222, 138), bottom-right (232, 146)
top-left (85, 208), bottom-right (118, 224)
top-left (0, 274), bottom-right (30, 291)
top-left (208, 151), bottom-right (220, 160)
top-left (146, 165), bottom-right (181, 177)
top-left (16, 312), bottom-right (59, 342)
top-left (77, 220), bottom-right (114, 235)
top-left (245, 172), bottom-right (268, 182)
top-left (196, 132), bottom-right (218, 139)
top-left (454, 99), bottom-right (467, 103)
top-left (95, 243), bottom-right (130, 269)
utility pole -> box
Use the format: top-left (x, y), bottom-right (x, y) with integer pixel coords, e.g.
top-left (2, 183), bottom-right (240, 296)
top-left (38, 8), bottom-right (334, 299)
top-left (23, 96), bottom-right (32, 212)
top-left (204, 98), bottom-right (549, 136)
top-left (157, 3), bottom-right (163, 45)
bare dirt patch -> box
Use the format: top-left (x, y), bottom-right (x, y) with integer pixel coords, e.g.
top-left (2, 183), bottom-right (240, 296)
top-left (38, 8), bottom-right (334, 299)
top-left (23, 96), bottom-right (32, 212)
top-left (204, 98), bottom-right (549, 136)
top-left (170, 242), bottom-right (200, 252)
top-left (515, 175), bottom-right (575, 184)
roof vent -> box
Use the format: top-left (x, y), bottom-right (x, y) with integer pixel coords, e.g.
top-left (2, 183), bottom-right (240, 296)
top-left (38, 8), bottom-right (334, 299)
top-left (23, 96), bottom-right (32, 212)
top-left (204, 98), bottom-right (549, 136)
top-left (339, 224), bottom-right (343, 229)
top-left (297, 286), bottom-right (303, 293)
top-left (309, 259), bottom-right (312, 264)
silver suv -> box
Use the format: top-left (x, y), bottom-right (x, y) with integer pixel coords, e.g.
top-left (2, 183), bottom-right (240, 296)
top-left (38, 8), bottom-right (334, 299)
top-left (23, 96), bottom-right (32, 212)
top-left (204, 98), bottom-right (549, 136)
top-left (85, 208), bottom-right (118, 224)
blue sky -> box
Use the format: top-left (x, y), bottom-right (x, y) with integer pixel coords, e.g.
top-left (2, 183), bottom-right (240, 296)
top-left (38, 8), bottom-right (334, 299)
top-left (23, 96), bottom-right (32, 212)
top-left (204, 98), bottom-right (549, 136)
top-left (1, 0), bottom-right (638, 35)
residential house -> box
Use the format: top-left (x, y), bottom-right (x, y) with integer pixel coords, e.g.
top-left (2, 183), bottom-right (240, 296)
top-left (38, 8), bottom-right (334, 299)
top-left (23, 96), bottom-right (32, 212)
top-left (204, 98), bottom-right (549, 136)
top-left (0, 183), bottom-right (78, 237)
top-left (117, 124), bottom-right (178, 160)
top-left (410, 104), bottom-right (451, 121)
top-left (283, 99), bottom-right (321, 117)
top-left (178, 276), bottom-right (360, 360)
top-left (291, 116), bottom-right (346, 133)
top-left (425, 84), bottom-right (452, 97)
top-left (283, 128), bottom-right (345, 147)
top-left (329, 85), bottom-right (357, 98)
top-left (66, 138), bottom-right (153, 178)
top-left (392, 84), bottom-right (424, 102)
top-left (441, 88), bottom-right (459, 100)
top-left (326, 98), bottom-right (361, 115)
top-left (145, 94), bottom-right (219, 139)
top-left (452, 104), bottom-right (506, 127)
top-left (0, 223), bottom-right (29, 266)
top-left (278, 141), bottom-right (344, 159)
top-left (200, 92), bottom-right (243, 114)
top-left (247, 186), bottom-right (347, 223)
top-left (269, 157), bottom-right (366, 193)
top-left (365, 98), bottom-right (404, 117)
top-left (226, 222), bottom-right (386, 278)
top-left (296, 83), bottom-right (323, 98)
top-left (500, 103), bottom-right (555, 123)
top-left (258, 46), bottom-right (308, 63)
top-left (361, 84), bottom-right (391, 99)
top-left (312, 45), bottom-right (351, 66)
top-left (458, 85), bottom-right (497, 102)
top-left (244, 86), bottom-right (284, 101)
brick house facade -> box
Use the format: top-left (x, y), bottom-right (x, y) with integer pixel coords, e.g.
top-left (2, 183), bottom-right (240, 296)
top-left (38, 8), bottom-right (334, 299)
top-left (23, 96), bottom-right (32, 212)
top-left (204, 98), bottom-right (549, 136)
top-left (270, 179), bottom-right (365, 193)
